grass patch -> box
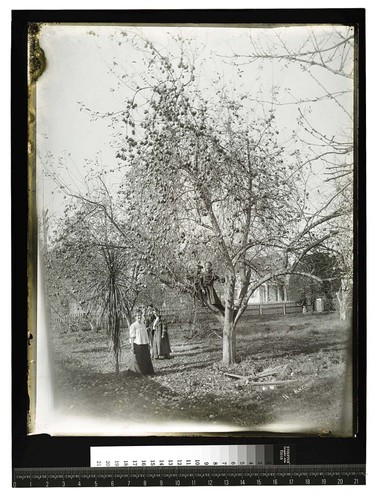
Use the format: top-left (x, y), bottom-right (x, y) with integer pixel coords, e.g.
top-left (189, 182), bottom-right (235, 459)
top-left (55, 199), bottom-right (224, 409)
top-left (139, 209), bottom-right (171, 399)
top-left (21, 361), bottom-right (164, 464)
top-left (51, 311), bottom-right (353, 435)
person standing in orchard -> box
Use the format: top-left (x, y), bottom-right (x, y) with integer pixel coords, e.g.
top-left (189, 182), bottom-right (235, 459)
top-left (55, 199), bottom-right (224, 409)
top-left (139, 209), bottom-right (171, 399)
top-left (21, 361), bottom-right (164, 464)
top-left (128, 311), bottom-right (155, 375)
top-left (145, 304), bottom-right (156, 358)
top-left (152, 309), bottom-right (172, 360)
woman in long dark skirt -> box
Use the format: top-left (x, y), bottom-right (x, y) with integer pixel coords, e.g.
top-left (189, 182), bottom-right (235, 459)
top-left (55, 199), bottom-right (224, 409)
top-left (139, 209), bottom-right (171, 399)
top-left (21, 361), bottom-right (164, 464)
top-left (145, 304), bottom-right (156, 358)
top-left (152, 311), bottom-right (171, 360)
top-left (128, 312), bottom-right (154, 375)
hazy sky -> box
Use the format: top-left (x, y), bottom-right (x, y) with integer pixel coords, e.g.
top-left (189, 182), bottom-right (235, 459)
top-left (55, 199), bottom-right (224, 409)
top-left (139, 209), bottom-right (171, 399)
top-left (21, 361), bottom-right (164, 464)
top-left (36, 24), bottom-right (353, 220)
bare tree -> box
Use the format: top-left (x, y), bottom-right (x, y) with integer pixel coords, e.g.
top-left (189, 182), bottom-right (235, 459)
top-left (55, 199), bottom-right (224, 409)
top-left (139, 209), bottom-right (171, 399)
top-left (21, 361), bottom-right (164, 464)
top-left (96, 30), bottom-right (348, 364)
top-left (43, 27), bottom-right (353, 364)
top-left (218, 26), bottom-right (354, 182)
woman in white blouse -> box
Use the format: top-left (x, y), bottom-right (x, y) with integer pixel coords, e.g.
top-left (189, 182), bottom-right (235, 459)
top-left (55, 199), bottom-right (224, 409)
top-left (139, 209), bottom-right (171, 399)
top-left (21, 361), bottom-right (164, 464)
top-left (128, 312), bottom-right (154, 375)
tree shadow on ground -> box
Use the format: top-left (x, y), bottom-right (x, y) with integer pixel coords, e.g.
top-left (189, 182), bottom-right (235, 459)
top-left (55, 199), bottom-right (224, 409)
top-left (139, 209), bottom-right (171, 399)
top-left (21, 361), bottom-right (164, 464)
top-left (72, 346), bottom-right (108, 354)
top-left (154, 360), bottom-right (216, 376)
top-left (235, 335), bottom-right (350, 361)
top-left (170, 344), bottom-right (222, 357)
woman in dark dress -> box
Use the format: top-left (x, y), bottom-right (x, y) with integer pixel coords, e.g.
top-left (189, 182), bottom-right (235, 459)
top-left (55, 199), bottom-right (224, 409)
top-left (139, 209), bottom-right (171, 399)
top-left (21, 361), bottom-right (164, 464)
top-left (145, 304), bottom-right (156, 358)
top-left (152, 311), bottom-right (171, 359)
top-left (128, 312), bottom-right (154, 375)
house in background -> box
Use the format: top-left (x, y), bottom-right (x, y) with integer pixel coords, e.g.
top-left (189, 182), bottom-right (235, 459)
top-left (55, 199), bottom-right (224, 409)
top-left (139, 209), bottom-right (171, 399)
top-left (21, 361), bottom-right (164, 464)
top-left (247, 280), bottom-right (290, 303)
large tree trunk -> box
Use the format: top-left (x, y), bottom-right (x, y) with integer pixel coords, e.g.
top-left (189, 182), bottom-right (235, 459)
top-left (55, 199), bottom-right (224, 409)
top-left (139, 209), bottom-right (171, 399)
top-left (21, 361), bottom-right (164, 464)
top-left (222, 273), bottom-right (236, 365)
top-left (115, 350), bottom-right (120, 375)
top-left (223, 308), bottom-right (236, 365)
top-left (190, 300), bottom-right (198, 335)
top-left (125, 314), bottom-right (132, 329)
top-left (336, 278), bottom-right (351, 321)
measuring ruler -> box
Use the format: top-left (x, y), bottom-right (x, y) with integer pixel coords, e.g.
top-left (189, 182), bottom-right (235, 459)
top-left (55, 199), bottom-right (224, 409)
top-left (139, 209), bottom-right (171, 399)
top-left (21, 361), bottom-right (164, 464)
top-left (12, 445), bottom-right (366, 487)
top-left (13, 464), bottom-right (366, 487)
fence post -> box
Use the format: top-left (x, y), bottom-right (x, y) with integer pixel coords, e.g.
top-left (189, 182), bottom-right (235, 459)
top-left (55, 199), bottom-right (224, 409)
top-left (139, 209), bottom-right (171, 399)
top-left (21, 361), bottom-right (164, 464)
top-left (283, 303), bottom-right (286, 315)
top-left (259, 304), bottom-right (262, 316)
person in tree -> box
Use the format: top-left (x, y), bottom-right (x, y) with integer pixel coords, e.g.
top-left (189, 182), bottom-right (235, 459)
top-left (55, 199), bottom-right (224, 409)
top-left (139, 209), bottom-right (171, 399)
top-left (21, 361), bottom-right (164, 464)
top-left (188, 263), bottom-right (205, 303)
top-left (152, 309), bottom-right (171, 359)
top-left (128, 311), bottom-right (154, 375)
top-left (201, 261), bottom-right (225, 311)
top-left (145, 304), bottom-right (156, 357)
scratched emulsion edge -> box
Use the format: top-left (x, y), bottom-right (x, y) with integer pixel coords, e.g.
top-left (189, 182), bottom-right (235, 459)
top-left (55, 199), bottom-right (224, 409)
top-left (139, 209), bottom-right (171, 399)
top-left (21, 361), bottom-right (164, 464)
top-left (23, 21), bottom-right (354, 439)
top-left (27, 22), bottom-right (46, 434)
top-left (352, 22), bottom-right (361, 439)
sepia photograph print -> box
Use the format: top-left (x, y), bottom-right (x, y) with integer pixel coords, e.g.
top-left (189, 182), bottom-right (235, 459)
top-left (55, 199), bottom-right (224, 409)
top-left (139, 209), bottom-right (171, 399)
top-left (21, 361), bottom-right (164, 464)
top-left (31, 22), bottom-right (357, 437)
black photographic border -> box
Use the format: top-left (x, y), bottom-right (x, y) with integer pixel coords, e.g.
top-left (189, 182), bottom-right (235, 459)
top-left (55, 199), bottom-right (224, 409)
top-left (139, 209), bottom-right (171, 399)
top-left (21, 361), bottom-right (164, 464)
top-left (11, 8), bottom-right (366, 474)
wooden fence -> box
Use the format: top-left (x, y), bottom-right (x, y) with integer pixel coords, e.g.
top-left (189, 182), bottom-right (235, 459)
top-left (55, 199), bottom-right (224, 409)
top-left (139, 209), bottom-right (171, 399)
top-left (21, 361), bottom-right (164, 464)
top-left (52, 301), bottom-right (306, 330)
top-left (161, 301), bottom-right (304, 322)
top-left (245, 301), bottom-right (303, 316)
top-left (51, 312), bottom-right (106, 331)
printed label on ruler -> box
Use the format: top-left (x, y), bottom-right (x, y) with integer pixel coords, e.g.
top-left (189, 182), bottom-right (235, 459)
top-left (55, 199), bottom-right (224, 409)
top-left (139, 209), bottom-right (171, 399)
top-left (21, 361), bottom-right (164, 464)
top-left (90, 445), bottom-right (275, 467)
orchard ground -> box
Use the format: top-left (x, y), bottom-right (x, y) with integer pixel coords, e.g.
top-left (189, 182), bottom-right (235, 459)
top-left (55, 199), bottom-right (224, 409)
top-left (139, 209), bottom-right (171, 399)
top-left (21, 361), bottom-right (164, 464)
top-left (51, 311), bottom-right (353, 436)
